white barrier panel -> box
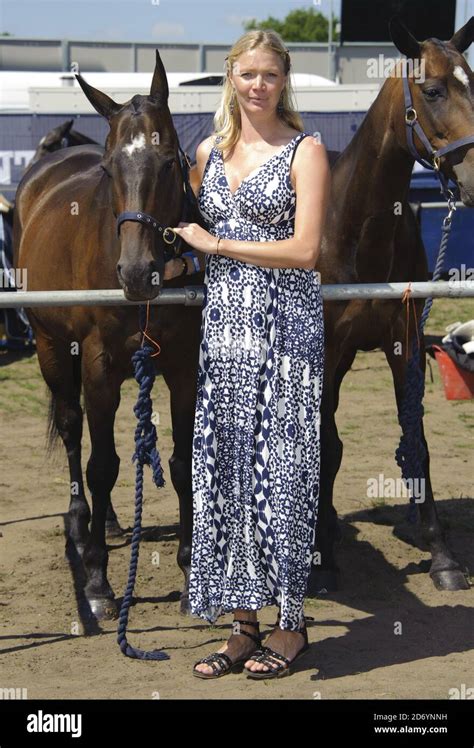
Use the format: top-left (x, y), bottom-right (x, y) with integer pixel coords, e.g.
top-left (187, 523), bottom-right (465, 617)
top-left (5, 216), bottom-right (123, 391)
top-left (0, 281), bottom-right (473, 308)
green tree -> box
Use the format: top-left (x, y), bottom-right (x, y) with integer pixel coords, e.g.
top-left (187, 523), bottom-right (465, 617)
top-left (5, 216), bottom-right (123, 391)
top-left (244, 7), bottom-right (339, 42)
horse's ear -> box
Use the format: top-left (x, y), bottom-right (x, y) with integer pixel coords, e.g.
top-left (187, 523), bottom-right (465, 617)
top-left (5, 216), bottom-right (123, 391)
top-left (389, 15), bottom-right (421, 60)
top-left (57, 119), bottom-right (74, 137)
top-left (150, 49), bottom-right (169, 103)
top-left (449, 16), bottom-right (474, 53)
top-left (75, 74), bottom-right (121, 120)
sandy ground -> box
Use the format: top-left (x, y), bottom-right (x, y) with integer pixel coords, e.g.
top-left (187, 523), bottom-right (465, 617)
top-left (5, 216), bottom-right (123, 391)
top-left (0, 298), bottom-right (472, 700)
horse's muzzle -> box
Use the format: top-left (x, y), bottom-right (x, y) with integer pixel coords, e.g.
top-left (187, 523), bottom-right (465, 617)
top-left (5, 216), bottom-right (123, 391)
top-left (116, 259), bottom-right (163, 301)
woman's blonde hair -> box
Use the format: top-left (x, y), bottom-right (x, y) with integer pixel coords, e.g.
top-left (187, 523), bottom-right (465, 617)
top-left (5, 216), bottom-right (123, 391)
top-left (213, 29), bottom-right (304, 155)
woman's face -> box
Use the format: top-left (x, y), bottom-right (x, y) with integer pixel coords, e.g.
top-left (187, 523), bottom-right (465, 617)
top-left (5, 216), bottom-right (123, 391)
top-left (229, 47), bottom-right (287, 116)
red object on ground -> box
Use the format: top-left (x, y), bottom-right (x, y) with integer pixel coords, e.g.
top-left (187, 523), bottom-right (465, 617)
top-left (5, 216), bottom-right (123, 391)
top-left (431, 344), bottom-right (474, 400)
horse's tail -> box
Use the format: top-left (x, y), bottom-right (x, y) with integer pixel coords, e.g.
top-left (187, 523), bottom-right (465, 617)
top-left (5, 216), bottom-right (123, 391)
top-left (45, 353), bottom-right (82, 457)
top-left (46, 392), bottom-right (61, 456)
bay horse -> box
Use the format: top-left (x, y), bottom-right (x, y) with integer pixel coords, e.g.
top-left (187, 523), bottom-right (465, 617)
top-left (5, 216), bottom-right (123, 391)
top-left (1, 124), bottom-right (99, 226)
top-left (24, 119), bottom-right (100, 174)
top-left (309, 16), bottom-right (474, 595)
top-left (14, 51), bottom-right (206, 620)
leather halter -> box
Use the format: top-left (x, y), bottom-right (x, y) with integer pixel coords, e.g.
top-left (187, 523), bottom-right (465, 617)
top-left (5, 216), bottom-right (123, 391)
top-left (402, 62), bottom-right (474, 200)
top-left (115, 143), bottom-right (197, 262)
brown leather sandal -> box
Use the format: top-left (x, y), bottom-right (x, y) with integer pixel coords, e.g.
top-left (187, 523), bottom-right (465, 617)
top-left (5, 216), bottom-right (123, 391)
top-left (192, 618), bottom-right (262, 679)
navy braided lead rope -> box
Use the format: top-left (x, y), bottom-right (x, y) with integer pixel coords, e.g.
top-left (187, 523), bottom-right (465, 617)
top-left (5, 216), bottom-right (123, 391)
top-left (117, 304), bottom-right (170, 660)
top-left (395, 217), bottom-right (452, 523)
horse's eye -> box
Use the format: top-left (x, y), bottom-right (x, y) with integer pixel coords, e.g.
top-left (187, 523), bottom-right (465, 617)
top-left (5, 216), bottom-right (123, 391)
top-left (423, 88), bottom-right (441, 100)
top-left (165, 158), bottom-right (176, 169)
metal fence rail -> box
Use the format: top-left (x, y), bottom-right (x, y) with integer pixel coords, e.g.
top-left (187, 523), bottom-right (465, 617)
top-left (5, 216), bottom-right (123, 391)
top-left (0, 281), bottom-right (473, 309)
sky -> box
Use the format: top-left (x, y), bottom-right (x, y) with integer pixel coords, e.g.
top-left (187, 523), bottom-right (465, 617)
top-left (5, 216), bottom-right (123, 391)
top-left (0, 0), bottom-right (342, 43)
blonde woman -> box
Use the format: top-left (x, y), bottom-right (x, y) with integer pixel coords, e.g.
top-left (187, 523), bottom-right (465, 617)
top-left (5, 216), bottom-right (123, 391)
top-left (172, 28), bottom-right (330, 679)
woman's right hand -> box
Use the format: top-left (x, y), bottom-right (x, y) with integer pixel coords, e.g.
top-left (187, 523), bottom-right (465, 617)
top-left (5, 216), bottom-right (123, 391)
top-left (163, 258), bottom-right (184, 281)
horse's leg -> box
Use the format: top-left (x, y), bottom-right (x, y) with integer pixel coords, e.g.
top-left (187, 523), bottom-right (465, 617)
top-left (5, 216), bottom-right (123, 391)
top-left (35, 330), bottom-right (91, 553)
top-left (383, 327), bottom-right (469, 591)
top-left (161, 365), bottom-right (196, 615)
top-left (80, 333), bottom-right (123, 619)
top-left (308, 346), bottom-right (357, 594)
top-left (105, 496), bottom-right (124, 537)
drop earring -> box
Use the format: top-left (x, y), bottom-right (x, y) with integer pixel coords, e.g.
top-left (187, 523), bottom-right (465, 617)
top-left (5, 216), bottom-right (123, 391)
top-left (229, 91), bottom-right (236, 114)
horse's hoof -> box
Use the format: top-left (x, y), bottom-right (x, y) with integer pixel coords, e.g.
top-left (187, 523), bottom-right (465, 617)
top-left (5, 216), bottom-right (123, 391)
top-left (88, 597), bottom-right (119, 620)
top-left (105, 519), bottom-right (124, 538)
top-left (431, 569), bottom-right (470, 591)
top-left (307, 569), bottom-right (339, 596)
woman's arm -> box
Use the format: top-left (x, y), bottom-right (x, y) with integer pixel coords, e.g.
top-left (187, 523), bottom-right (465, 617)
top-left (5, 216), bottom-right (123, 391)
top-left (218, 136), bottom-right (331, 270)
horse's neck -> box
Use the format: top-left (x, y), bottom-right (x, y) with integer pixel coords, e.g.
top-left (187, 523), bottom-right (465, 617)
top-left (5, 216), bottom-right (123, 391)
top-left (69, 131), bottom-right (97, 146)
top-left (330, 78), bottom-right (414, 246)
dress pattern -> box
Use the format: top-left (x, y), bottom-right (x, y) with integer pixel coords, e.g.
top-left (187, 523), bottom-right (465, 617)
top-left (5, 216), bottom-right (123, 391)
top-left (188, 131), bottom-right (325, 631)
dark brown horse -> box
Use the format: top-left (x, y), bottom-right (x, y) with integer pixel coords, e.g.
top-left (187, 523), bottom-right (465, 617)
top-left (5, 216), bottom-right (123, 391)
top-left (14, 51), bottom-right (206, 619)
top-left (310, 16), bottom-right (474, 596)
top-left (1, 123), bottom-right (99, 224)
top-left (24, 119), bottom-right (100, 174)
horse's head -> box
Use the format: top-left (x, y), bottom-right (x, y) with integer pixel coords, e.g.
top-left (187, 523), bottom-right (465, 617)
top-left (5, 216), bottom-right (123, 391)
top-left (390, 16), bottom-right (474, 206)
top-left (76, 51), bottom-right (186, 300)
top-left (25, 120), bottom-right (74, 172)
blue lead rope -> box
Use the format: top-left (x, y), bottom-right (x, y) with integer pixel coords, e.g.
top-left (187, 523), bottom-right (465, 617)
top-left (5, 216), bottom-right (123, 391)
top-left (117, 304), bottom-right (170, 660)
top-left (395, 210), bottom-right (453, 523)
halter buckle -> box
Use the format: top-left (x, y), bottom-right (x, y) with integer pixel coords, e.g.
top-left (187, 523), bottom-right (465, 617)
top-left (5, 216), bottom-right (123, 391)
top-left (405, 107), bottom-right (417, 125)
top-left (163, 227), bottom-right (177, 244)
top-left (433, 154), bottom-right (441, 171)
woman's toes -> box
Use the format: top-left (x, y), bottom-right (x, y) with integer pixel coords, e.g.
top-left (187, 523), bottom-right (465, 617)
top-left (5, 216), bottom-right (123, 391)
top-left (195, 663), bottom-right (213, 674)
top-left (247, 661), bottom-right (267, 672)
top-left (245, 659), bottom-right (256, 670)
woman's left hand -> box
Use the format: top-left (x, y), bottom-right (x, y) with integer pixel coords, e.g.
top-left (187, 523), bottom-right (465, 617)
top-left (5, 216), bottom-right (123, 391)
top-left (171, 222), bottom-right (218, 253)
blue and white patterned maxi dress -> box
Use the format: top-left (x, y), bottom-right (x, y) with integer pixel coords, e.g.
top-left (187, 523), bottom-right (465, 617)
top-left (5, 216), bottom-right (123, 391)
top-left (188, 131), bottom-right (325, 632)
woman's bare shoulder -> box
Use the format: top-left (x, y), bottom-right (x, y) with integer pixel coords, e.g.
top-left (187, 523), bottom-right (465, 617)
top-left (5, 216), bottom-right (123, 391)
top-left (290, 134), bottom-right (330, 190)
top-left (294, 133), bottom-right (328, 161)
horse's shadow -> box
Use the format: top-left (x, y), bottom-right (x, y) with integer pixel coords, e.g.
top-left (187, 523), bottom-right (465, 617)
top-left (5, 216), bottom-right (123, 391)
top-left (304, 498), bottom-right (473, 680)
